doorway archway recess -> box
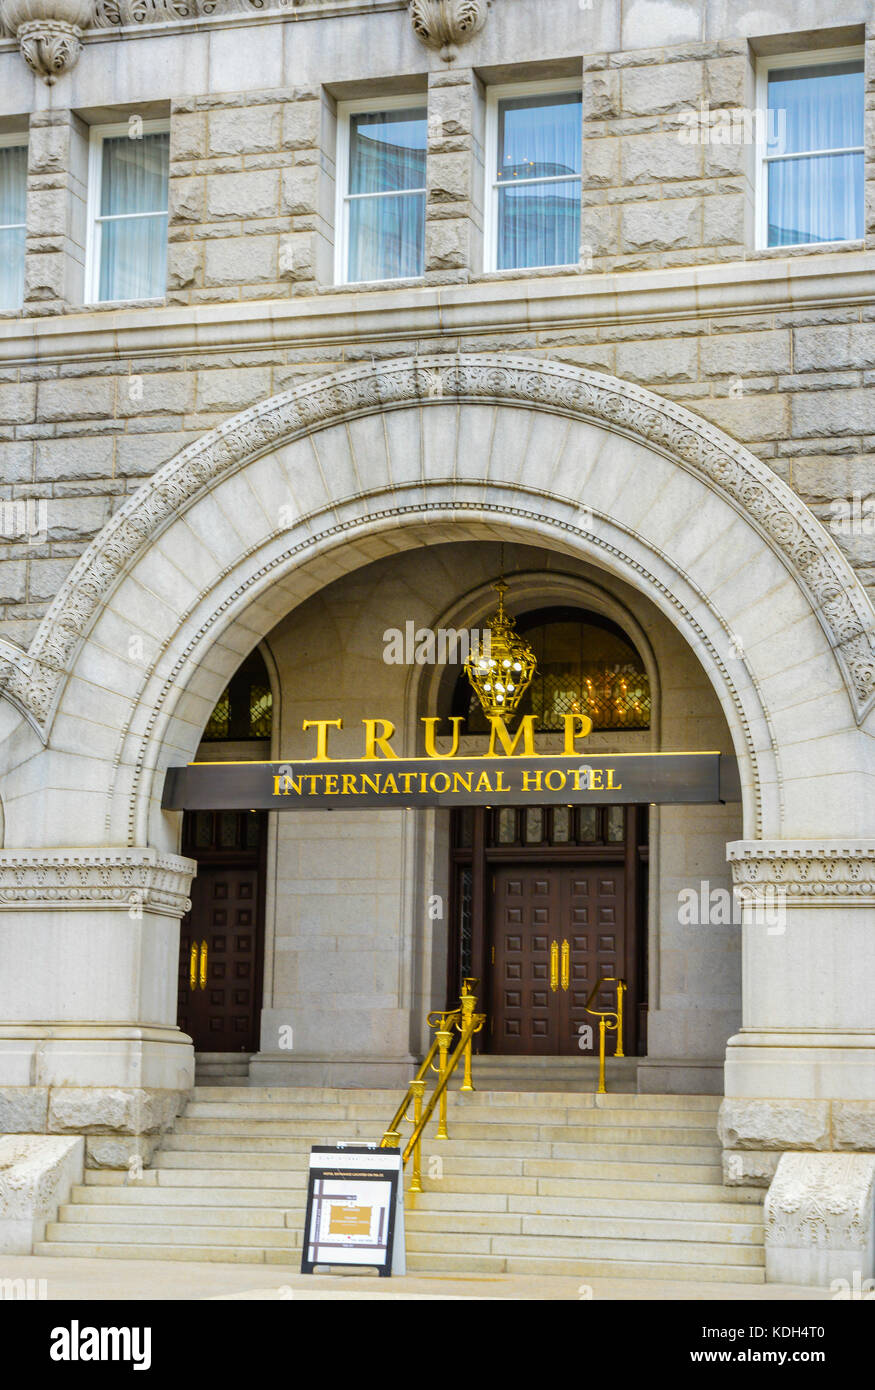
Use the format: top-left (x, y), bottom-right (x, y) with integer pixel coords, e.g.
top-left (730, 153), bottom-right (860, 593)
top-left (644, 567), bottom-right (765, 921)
top-left (0, 355), bottom-right (872, 1173)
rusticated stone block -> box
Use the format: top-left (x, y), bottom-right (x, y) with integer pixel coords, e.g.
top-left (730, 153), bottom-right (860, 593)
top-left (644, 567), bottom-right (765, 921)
top-left (208, 105), bottom-right (280, 157)
top-left (0, 1086), bottom-right (49, 1133)
top-left (47, 1086), bottom-right (181, 1137)
top-left (722, 1149), bottom-right (780, 1188)
top-left (719, 1098), bottom-right (831, 1151)
top-left (622, 198), bottom-right (700, 251)
top-left (833, 1101), bottom-right (875, 1150)
top-left (206, 170), bottom-right (279, 221)
top-left (84, 1135), bottom-right (162, 1170)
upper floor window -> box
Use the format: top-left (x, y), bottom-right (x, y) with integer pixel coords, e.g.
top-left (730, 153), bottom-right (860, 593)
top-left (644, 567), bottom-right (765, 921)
top-left (486, 83), bottom-right (582, 272)
top-left (758, 49), bottom-right (864, 248)
top-left (86, 121), bottom-right (169, 303)
top-left (0, 137), bottom-right (27, 311)
top-left (337, 98), bottom-right (427, 284)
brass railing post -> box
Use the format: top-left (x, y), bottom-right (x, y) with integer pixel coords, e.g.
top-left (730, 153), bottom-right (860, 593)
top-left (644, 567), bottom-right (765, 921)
top-left (597, 1017), bottom-right (607, 1094)
top-left (615, 980), bottom-right (626, 1059)
top-left (435, 1022), bottom-right (453, 1139)
top-left (408, 1079), bottom-right (425, 1193)
top-left (459, 979), bottom-right (477, 1093)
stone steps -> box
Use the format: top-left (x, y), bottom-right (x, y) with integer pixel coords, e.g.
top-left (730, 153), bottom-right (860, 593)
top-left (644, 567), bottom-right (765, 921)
top-left (36, 1084), bottom-right (764, 1282)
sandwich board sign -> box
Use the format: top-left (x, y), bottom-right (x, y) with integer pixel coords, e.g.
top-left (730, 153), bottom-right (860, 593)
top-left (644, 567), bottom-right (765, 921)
top-left (301, 1144), bottom-right (405, 1276)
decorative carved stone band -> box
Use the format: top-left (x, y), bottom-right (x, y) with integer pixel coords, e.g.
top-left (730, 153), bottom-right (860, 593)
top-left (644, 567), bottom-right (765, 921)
top-left (2, 355), bottom-right (874, 732)
top-left (408, 0), bottom-right (490, 61)
top-left (764, 1152), bottom-right (875, 1285)
top-left (0, 848), bottom-right (195, 916)
top-left (0, 0), bottom-right (91, 82)
top-left (728, 840), bottom-right (875, 906)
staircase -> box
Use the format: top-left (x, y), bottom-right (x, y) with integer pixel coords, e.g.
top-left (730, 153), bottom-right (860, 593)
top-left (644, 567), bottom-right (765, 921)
top-left (37, 1085), bottom-right (764, 1282)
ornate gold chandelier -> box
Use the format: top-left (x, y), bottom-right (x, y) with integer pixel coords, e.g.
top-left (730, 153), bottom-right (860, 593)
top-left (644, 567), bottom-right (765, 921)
top-left (465, 555), bottom-right (537, 720)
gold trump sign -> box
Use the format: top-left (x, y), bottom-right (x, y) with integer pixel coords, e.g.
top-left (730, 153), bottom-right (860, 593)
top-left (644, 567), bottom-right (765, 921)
top-left (162, 715), bottom-right (738, 811)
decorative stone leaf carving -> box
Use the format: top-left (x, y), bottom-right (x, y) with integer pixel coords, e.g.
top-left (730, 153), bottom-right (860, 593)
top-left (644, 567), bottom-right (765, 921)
top-left (0, 0), bottom-right (91, 82)
top-left (408, 0), bottom-right (490, 61)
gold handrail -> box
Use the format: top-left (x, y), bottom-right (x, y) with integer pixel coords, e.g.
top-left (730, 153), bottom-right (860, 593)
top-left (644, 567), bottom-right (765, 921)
top-left (380, 978), bottom-right (486, 1193)
top-left (583, 975), bottom-right (627, 1094)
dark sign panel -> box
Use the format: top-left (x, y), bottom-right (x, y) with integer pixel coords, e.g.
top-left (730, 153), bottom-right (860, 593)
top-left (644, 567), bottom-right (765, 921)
top-left (163, 753), bottom-right (739, 810)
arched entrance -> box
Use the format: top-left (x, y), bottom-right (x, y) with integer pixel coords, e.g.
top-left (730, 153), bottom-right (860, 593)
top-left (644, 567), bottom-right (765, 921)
top-left (0, 355), bottom-right (872, 1166)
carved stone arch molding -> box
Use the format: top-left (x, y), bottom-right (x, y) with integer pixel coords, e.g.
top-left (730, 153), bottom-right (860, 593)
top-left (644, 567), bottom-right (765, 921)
top-left (4, 354), bottom-right (873, 745)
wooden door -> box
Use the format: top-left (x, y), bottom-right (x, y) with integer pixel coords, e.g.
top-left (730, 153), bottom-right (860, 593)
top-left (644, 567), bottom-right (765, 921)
top-left (177, 865), bottom-right (262, 1051)
top-left (491, 865), bottom-right (626, 1056)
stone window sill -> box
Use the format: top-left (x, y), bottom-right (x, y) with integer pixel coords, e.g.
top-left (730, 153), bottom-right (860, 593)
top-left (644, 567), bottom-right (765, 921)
top-left (750, 239), bottom-right (864, 261)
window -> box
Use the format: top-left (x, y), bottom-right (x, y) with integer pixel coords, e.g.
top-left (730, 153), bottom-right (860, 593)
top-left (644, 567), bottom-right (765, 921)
top-left (485, 83), bottom-right (582, 272)
top-left (202, 651), bottom-right (273, 743)
top-left (0, 137), bottom-right (27, 311)
top-left (758, 48), bottom-right (864, 249)
top-left (86, 121), bottom-right (169, 302)
top-left (336, 98), bottom-right (427, 284)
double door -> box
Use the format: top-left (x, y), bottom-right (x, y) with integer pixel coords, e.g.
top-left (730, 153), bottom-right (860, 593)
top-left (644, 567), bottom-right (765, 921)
top-left (491, 864), bottom-right (626, 1055)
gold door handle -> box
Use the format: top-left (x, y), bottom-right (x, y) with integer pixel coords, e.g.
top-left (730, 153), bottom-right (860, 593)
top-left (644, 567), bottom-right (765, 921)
top-left (199, 939), bottom-right (208, 991)
top-left (189, 942), bottom-right (197, 991)
top-left (550, 940), bottom-right (559, 993)
top-left (561, 939), bottom-right (570, 992)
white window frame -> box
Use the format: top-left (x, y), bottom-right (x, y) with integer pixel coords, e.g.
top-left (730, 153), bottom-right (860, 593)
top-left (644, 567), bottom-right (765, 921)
top-left (483, 79), bottom-right (583, 274)
top-left (0, 133), bottom-right (29, 311)
top-left (334, 93), bottom-right (428, 287)
top-left (85, 118), bottom-right (170, 304)
top-left (755, 45), bottom-right (865, 251)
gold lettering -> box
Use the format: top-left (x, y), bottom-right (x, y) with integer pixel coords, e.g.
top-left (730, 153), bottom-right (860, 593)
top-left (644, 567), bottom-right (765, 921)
top-left (421, 716), bottom-right (463, 759)
top-left (342, 774), bottom-right (358, 795)
top-left (475, 771), bottom-right (493, 793)
top-left (429, 771), bottom-right (452, 794)
top-left (563, 712), bottom-right (593, 754)
top-left (304, 774), bottom-right (321, 794)
top-left (399, 772), bottom-right (416, 794)
top-left (382, 774), bottom-right (399, 793)
top-left (452, 771), bottom-right (473, 794)
top-left (362, 718), bottom-right (399, 760)
top-left (606, 768), bottom-right (622, 790)
top-left (486, 715), bottom-right (537, 757)
top-left (302, 718), bottom-right (342, 761)
top-left (495, 771), bottom-right (510, 792)
top-left (589, 769), bottom-right (604, 790)
top-left (323, 774), bottom-right (339, 795)
top-left (361, 773), bottom-right (381, 794)
top-left (545, 769), bottom-right (566, 792)
top-left (521, 770), bottom-right (542, 792)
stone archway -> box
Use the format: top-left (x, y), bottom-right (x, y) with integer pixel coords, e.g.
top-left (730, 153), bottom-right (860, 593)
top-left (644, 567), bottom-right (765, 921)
top-left (0, 355), bottom-right (872, 1165)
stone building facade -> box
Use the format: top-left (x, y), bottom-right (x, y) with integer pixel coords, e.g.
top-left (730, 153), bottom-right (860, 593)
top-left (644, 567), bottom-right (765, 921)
top-left (0, 0), bottom-right (873, 1275)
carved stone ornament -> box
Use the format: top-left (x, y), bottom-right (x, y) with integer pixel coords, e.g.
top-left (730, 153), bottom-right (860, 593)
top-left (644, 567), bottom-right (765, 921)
top-left (408, 0), bottom-right (491, 61)
top-left (0, 848), bottom-right (195, 917)
top-left (0, 0), bottom-right (91, 83)
top-left (728, 841), bottom-right (875, 906)
top-left (1, 356), bottom-right (873, 734)
top-left (764, 1152), bottom-right (875, 1285)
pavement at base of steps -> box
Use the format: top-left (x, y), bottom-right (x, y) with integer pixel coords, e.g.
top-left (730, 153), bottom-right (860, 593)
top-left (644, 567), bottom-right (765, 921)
top-left (0, 1254), bottom-right (833, 1301)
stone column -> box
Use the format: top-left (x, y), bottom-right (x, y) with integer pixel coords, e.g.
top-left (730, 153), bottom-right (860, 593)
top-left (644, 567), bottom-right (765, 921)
top-left (0, 848), bottom-right (196, 1167)
top-left (424, 67), bottom-right (485, 283)
top-left (22, 109), bottom-right (87, 315)
top-left (720, 842), bottom-right (875, 1186)
top-left (866, 22), bottom-right (875, 252)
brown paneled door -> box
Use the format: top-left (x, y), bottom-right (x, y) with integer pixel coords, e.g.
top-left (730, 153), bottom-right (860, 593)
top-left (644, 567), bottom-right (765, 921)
top-left (177, 865), bottom-right (262, 1052)
top-left (491, 865), bottom-right (626, 1056)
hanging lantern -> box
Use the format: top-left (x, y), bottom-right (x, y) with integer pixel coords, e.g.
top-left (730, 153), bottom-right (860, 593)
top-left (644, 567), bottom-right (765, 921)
top-left (465, 572), bottom-right (537, 721)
